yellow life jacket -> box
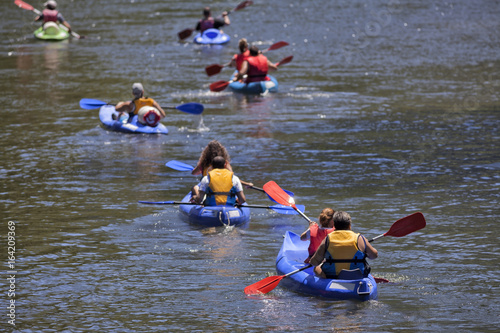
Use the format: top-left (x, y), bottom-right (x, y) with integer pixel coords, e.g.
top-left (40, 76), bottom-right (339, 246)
top-left (322, 230), bottom-right (367, 277)
top-left (132, 97), bottom-right (155, 115)
top-left (206, 169), bottom-right (235, 206)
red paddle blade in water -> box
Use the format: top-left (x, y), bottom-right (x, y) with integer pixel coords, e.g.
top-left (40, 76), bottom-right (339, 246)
top-left (210, 80), bottom-right (230, 92)
top-left (205, 64), bottom-right (224, 76)
top-left (262, 181), bottom-right (295, 207)
top-left (178, 28), bottom-right (193, 40)
top-left (385, 212), bottom-right (426, 237)
top-left (244, 275), bottom-right (284, 295)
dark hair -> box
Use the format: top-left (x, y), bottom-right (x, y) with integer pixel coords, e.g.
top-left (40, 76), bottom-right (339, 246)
top-left (249, 45), bottom-right (259, 56)
top-left (333, 211), bottom-right (351, 230)
top-left (212, 156), bottom-right (226, 169)
top-left (203, 7), bottom-right (211, 16)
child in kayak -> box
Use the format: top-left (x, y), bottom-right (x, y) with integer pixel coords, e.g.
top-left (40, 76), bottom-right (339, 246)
top-left (300, 208), bottom-right (335, 263)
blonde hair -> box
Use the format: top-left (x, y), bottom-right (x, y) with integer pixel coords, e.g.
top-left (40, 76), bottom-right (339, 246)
top-left (318, 208), bottom-right (335, 228)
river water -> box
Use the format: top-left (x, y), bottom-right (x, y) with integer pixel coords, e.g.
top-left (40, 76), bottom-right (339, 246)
top-left (1, 0), bottom-right (499, 332)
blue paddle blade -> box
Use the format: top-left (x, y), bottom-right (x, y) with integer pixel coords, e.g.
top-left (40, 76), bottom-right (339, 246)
top-left (79, 98), bottom-right (108, 109)
top-left (269, 204), bottom-right (305, 215)
top-left (165, 160), bottom-right (194, 172)
top-left (175, 103), bottom-right (204, 115)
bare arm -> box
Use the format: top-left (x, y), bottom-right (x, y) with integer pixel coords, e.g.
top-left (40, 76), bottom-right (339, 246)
top-left (115, 101), bottom-right (134, 113)
top-left (236, 61), bottom-right (248, 81)
top-left (267, 59), bottom-right (278, 72)
top-left (152, 100), bottom-right (166, 118)
top-left (236, 191), bottom-right (246, 205)
top-left (222, 12), bottom-right (230, 25)
top-left (359, 235), bottom-right (378, 259)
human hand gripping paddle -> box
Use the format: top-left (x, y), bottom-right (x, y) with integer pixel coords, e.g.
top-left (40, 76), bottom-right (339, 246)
top-left (205, 41), bottom-right (289, 76)
top-left (79, 99), bottom-right (204, 115)
top-left (164, 160), bottom-right (298, 206)
top-left (209, 55), bottom-right (293, 92)
top-left (178, 0), bottom-right (253, 40)
top-left (243, 182), bottom-right (427, 295)
top-left (14, 0), bottom-right (84, 39)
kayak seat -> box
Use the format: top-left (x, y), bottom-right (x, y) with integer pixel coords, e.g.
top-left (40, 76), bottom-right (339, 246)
top-left (337, 269), bottom-right (364, 280)
top-left (205, 31), bottom-right (218, 39)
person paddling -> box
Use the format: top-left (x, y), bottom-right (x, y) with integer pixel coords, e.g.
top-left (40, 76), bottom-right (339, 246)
top-left (236, 45), bottom-right (278, 83)
top-left (310, 211), bottom-right (378, 279)
top-left (300, 208), bottom-right (336, 263)
top-left (114, 83), bottom-right (166, 127)
top-left (196, 7), bottom-right (230, 34)
top-left (34, 0), bottom-right (72, 33)
top-left (190, 140), bottom-right (253, 200)
top-left (192, 156), bottom-right (246, 206)
top-left (229, 38), bottom-right (250, 76)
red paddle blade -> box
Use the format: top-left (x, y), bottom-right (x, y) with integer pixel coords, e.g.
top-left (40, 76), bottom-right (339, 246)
top-left (374, 277), bottom-right (390, 283)
top-left (205, 64), bottom-right (223, 76)
top-left (263, 181), bottom-right (295, 207)
top-left (244, 275), bottom-right (284, 295)
top-left (234, 0), bottom-right (253, 11)
top-left (276, 55), bottom-right (293, 67)
top-left (209, 80), bottom-right (230, 92)
top-left (385, 212), bottom-right (426, 237)
top-left (267, 41), bottom-right (289, 51)
top-left (15, 0), bottom-right (34, 10)
top-left (178, 28), bottom-right (193, 40)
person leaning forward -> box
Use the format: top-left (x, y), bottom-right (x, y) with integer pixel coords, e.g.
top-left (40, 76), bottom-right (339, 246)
top-left (193, 156), bottom-right (246, 206)
top-left (310, 211), bottom-right (378, 279)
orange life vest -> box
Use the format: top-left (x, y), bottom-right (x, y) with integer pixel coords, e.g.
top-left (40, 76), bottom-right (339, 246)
top-left (132, 98), bottom-right (155, 115)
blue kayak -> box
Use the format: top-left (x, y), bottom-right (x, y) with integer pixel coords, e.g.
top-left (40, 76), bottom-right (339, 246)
top-left (229, 75), bottom-right (278, 95)
top-left (98, 105), bottom-right (168, 135)
top-left (275, 231), bottom-right (378, 300)
top-left (193, 28), bottom-right (230, 45)
top-left (179, 193), bottom-right (250, 227)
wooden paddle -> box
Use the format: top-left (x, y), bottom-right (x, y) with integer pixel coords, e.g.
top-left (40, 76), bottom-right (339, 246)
top-left (209, 55), bottom-right (293, 92)
top-left (244, 210), bottom-right (426, 295)
top-left (14, 0), bottom-right (84, 39)
top-left (79, 99), bottom-right (204, 115)
top-left (205, 41), bottom-right (289, 76)
top-left (178, 0), bottom-right (253, 40)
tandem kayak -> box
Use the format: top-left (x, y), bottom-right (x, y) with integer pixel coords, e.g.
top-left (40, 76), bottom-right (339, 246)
top-left (275, 231), bottom-right (378, 301)
top-left (34, 23), bottom-right (70, 41)
top-left (179, 193), bottom-right (250, 227)
top-left (98, 105), bottom-right (168, 135)
top-left (229, 75), bottom-right (278, 95)
top-left (194, 28), bottom-right (230, 45)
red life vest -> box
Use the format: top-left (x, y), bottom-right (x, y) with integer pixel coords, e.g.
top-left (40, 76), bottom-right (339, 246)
top-left (42, 9), bottom-right (58, 23)
top-left (233, 50), bottom-right (250, 71)
top-left (199, 18), bottom-right (215, 33)
top-left (307, 224), bottom-right (335, 258)
top-left (246, 54), bottom-right (270, 83)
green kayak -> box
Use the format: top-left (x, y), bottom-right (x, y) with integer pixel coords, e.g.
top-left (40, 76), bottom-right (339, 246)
top-left (34, 23), bottom-right (70, 41)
